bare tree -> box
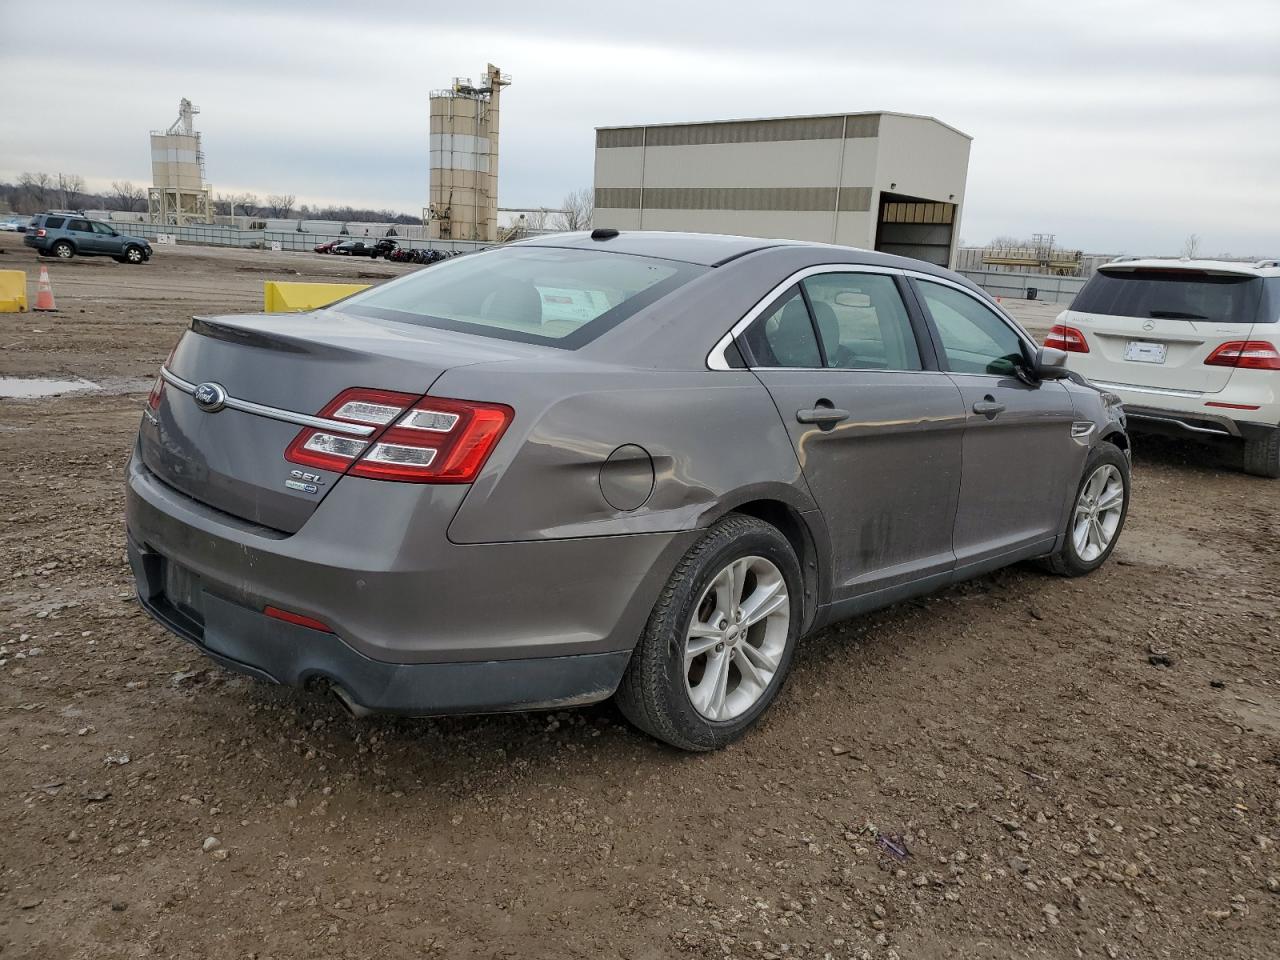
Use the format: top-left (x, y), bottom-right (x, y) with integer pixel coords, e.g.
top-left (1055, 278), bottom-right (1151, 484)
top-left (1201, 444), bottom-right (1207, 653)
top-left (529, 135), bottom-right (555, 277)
top-left (553, 188), bottom-right (594, 232)
top-left (525, 208), bottom-right (549, 232)
top-left (237, 193), bottom-right (260, 217)
top-left (266, 194), bottom-right (296, 218)
top-left (19, 171), bottom-right (54, 210)
top-left (57, 173), bottom-right (86, 210)
top-left (110, 180), bottom-right (146, 212)
top-left (1181, 233), bottom-right (1201, 258)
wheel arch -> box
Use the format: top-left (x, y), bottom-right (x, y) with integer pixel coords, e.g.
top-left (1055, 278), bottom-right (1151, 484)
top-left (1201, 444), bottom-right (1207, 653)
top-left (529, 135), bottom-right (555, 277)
top-left (1100, 428), bottom-right (1129, 453)
top-left (705, 491), bottom-right (828, 635)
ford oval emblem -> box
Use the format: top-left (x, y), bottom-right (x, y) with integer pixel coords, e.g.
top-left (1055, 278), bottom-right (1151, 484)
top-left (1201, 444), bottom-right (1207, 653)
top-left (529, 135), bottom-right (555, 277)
top-left (193, 381), bottom-right (228, 413)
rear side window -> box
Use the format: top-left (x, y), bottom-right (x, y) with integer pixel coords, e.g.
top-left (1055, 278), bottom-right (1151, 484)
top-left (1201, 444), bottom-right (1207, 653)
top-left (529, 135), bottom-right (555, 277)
top-left (343, 247), bottom-right (705, 348)
top-left (802, 273), bottom-right (921, 371)
top-left (43, 216), bottom-right (64, 229)
top-left (740, 286), bottom-right (822, 368)
top-left (1073, 269), bottom-right (1262, 324)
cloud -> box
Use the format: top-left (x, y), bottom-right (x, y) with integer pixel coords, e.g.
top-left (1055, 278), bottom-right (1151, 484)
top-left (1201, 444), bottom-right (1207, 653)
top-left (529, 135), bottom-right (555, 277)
top-left (1, 0), bottom-right (1276, 253)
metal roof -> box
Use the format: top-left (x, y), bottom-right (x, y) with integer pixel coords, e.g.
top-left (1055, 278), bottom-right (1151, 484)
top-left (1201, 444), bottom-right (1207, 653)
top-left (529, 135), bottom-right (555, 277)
top-left (596, 110), bottom-right (972, 141)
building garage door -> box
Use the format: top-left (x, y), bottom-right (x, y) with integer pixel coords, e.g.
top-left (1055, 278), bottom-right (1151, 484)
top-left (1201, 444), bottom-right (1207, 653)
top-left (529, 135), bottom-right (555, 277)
top-left (874, 194), bottom-right (955, 267)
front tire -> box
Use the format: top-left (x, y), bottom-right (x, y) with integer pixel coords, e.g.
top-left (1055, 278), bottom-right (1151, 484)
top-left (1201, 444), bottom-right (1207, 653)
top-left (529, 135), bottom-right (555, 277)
top-left (1243, 428), bottom-right (1280, 479)
top-left (615, 515), bottom-right (802, 751)
top-left (123, 244), bottom-right (145, 264)
top-left (1041, 444), bottom-right (1130, 577)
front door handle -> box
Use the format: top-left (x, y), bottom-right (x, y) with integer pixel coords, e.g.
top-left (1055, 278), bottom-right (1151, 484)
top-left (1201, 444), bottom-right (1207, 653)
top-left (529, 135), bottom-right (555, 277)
top-left (972, 398), bottom-right (1006, 419)
top-left (796, 407), bottom-right (851, 428)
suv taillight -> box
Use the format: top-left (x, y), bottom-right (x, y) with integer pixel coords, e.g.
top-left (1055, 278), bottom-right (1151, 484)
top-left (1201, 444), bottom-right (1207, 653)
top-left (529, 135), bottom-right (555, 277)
top-left (36, 228), bottom-right (46, 238)
top-left (1204, 341), bottom-right (1280, 370)
top-left (285, 389), bottom-right (513, 484)
top-left (1044, 324), bottom-right (1089, 353)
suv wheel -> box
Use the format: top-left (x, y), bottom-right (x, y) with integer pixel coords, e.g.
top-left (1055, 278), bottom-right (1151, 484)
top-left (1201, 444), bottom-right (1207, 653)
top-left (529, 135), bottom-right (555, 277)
top-left (124, 245), bottom-right (145, 264)
top-left (1243, 428), bottom-right (1280, 479)
top-left (1041, 444), bottom-right (1131, 576)
top-left (615, 514), bottom-right (802, 751)
top-left (52, 240), bottom-right (74, 259)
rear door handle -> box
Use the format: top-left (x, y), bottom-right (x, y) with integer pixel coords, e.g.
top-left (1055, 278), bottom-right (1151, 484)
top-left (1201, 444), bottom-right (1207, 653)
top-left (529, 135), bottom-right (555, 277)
top-left (972, 399), bottom-right (1006, 419)
top-left (796, 407), bottom-right (851, 428)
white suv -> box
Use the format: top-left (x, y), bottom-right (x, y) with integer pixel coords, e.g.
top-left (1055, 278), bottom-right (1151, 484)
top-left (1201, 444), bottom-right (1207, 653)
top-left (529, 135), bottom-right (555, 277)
top-left (1050, 258), bottom-right (1280, 478)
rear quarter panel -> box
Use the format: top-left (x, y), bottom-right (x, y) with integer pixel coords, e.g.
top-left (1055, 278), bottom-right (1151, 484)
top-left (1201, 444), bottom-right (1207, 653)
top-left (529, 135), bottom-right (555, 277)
top-left (436, 362), bottom-right (814, 543)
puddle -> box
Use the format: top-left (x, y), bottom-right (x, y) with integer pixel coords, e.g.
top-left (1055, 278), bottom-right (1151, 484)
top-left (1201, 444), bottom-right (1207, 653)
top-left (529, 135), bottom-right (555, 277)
top-left (0, 377), bottom-right (99, 398)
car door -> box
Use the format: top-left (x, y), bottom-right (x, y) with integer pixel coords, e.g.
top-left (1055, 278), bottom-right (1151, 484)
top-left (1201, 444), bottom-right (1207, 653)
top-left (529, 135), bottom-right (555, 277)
top-left (67, 218), bottom-right (98, 253)
top-left (910, 276), bottom-right (1082, 571)
top-left (91, 221), bottom-right (119, 254)
top-left (737, 267), bottom-right (967, 603)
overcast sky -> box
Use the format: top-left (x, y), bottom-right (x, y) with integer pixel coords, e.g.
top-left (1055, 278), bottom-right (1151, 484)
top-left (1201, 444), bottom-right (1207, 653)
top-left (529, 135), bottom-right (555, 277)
top-left (2, 0), bottom-right (1277, 254)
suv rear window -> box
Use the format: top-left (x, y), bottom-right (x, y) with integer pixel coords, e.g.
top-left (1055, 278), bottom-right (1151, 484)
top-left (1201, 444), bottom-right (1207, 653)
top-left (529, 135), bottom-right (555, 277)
top-left (342, 247), bottom-right (705, 348)
top-left (1072, 269), bottom-right (1262, 324)
top-left (43, 216), bottom-right (65, 229)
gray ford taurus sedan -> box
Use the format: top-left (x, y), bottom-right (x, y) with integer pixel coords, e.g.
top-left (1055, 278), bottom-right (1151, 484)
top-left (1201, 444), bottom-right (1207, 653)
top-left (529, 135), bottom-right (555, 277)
top-left (126, 230), bottom-right (1130, 750)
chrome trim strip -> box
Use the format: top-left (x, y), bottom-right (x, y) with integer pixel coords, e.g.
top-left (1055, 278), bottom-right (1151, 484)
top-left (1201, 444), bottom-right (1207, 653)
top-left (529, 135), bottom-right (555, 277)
top-left (1090, 379), bottom-right (1203, 399)
top-left (706, 263), bottom-right (1037, 371)
top-left (1126, 412), bottom-right (1234, 437)
top-left (706, 264), bottom-right (905, 371)
top-left (159, 367), bottom-right (377, 437)
top-left (1071, 421), bottom-right (1096, 445)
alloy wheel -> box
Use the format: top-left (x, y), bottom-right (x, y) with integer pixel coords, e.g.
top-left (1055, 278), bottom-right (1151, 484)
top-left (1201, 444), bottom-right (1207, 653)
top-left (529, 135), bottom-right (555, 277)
top-left (1072, 463), bottom-right (1125, 562)
top-left (684, 555), bottom-right (790, 721)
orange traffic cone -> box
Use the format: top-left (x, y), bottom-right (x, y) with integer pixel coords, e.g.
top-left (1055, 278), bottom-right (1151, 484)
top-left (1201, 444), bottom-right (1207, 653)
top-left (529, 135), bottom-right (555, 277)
top-left (33, 265), bottom-right (57, 311)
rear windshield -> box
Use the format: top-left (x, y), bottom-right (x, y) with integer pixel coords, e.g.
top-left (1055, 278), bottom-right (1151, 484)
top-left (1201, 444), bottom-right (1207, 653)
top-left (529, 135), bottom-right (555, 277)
top-left (342, 246), bottom-right (705, 348)
top-left (1072, 269), bottom-right (1262, 324)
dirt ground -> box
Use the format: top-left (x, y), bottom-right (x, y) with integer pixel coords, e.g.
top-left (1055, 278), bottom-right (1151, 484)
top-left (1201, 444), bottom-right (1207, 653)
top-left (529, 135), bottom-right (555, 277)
top-left (1, 232), bottom-right (1277, 960)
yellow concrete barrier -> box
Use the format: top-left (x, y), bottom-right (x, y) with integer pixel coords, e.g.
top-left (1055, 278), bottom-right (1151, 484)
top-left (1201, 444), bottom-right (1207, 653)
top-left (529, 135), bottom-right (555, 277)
top-left (0, 270), bottom-right (27, 312)
top-left (263, 281), bottom-right (370, 314)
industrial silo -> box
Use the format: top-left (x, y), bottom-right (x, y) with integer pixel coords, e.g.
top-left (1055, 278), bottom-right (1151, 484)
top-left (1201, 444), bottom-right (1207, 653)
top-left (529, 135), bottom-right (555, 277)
top-left (427, 64), bottom-right (510, 243)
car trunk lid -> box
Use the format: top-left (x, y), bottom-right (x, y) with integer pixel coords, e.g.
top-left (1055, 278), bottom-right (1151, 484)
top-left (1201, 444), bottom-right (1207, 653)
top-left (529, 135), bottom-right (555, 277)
top-left (1063, 267), bottom-right (1264, 393)
top-left (139, 309), bottom-right (534, 533)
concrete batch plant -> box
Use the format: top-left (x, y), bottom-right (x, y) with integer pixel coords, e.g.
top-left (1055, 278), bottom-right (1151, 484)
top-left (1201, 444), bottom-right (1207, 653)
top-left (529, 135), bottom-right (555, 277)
top-left (593, 111), bottom-right (971, 267)
top-left (149, 98), bottom-right (213, 226)
top-left (427, 64), bottom-right (511, 243)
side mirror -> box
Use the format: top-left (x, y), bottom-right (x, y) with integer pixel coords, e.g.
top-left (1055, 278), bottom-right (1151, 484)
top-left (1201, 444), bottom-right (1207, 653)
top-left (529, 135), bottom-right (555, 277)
top-left (1033, 345), bottom-right (1070, 380)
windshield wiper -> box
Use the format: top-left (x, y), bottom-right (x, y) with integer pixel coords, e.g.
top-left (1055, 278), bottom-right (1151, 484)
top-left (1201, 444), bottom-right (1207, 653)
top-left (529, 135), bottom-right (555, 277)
top-left (1147, 310), bottom-right (1207, 320)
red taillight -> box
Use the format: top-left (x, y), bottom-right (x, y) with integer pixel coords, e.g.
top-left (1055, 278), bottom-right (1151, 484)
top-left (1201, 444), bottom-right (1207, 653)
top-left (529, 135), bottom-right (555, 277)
top-left (147, 376), bottom-right (164, 411)
top-left (286, 390), bottom-right (513, 484)
top-left (1204, 341), bottom-right (1280, 371)
top-left (264, 605), bottom-right (333, 632)
top-left (36, 228), bottom-right (46, 237)
top-left (1044, 324), bottom-right (1090, 353)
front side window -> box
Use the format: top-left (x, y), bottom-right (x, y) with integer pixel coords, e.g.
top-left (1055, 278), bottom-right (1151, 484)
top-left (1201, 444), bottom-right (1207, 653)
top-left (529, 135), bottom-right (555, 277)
top-left (917, 280), bottom-right (1026, 376)
top-left (343, 247), bottom-right (704, 348)
top-left (91, 221), bottom-right (115, 235)
top-left (740, 286), bottom-right (822, 368)
top-left (801, 273), bottom-right (921, 371)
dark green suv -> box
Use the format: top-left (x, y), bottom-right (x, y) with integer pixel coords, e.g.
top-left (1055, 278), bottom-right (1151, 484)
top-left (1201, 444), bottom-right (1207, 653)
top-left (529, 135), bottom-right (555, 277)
top-left (24, 212), bottom-right (153, 264)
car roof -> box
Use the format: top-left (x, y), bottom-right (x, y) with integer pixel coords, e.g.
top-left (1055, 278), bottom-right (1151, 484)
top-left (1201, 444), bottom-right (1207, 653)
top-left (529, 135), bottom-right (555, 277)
top-left (1100, 257), bottom-right (1280, 279)
top-left (515, 230), bottom-right (965, 275)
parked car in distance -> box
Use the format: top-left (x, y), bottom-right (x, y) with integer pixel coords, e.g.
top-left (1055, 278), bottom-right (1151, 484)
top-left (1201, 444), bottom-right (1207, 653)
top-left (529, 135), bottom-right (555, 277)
top-left (1051, 258), bottom-right (1280, 477)
top-left (127, 230), bottom-right (1131, 750)
top-left (24, 212), bottom-right (153, 263)
top-left (0, 216), bottom-right (31, 232)
top-left (313, 239), bottom-right (343, 254)
top-left (332, 240), bottom-right (388, 258)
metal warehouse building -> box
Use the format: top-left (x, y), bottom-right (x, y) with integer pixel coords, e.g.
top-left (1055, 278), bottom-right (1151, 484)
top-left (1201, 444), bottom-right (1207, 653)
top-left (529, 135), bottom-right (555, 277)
top-left (593, 111), bottom-right (971, 267)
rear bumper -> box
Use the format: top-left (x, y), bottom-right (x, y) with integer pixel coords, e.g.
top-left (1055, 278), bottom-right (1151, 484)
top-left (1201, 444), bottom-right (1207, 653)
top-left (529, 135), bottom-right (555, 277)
top-left (125, 453), bottom-right (695, 713)
top-left (1121, 404), bottom-right (1275, 442)
top-left (129, 540), bottom-right (629, 714)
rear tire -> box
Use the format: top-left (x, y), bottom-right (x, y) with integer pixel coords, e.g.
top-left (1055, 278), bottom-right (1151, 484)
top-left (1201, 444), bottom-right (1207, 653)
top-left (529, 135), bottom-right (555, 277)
top-left (53, 240), bottom-right (74, 259)
top-left (1243, 428), bottom-right (1280, 478)
top-left (615, 515), bottom-right (802, 751)
top-left (1041, 444), bottom-right (1131, 577)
